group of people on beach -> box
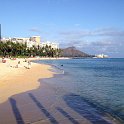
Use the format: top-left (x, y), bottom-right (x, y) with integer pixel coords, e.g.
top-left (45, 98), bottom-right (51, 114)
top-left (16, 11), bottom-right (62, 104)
top-left (4, 58), bottom-right (32, 69)
top-left (16, 59), bottom-right (31, 69)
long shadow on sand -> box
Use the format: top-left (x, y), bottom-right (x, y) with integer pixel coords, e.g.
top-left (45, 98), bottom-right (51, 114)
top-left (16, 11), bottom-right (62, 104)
top-left (57, 107), bottom-right (80, 124)
top-left (9, 98), bottom-right (24, 124)
top-left (28, 93), bottom-right (59, 124)
top-left (63, 93), bottom-right (112, 124)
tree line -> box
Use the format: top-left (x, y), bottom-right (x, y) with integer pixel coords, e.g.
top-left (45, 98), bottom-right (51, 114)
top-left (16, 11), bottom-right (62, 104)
top-left (0, 41), bottom-right (62, 58)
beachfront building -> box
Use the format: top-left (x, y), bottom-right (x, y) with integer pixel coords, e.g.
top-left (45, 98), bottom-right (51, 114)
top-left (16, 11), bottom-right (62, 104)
top-left (11, 37), bottom-right (29, 43)
top-left (41, 41), bottom-right (59, 49)
top-left (26, 40), bottom-right (37, 48)
top-left (11, 36), bottom-right (41, 44)
top-left (30, 36), bottom-right (40, 45)
top-left (1, 37), bottom-right (12, 42)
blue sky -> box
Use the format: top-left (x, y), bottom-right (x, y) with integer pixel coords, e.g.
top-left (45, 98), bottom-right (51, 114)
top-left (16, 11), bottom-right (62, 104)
top-left (1, 0), bottom-right (124, 57)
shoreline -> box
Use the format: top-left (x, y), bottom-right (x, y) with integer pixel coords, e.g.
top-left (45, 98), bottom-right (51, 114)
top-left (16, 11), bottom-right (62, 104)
top-left (41, 69), bottom-right (123, 124)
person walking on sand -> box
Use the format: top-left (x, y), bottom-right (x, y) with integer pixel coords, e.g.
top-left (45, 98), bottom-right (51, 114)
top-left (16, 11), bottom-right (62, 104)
top-left (15, 61), bottom-right (20, 68)
top-left (27, 60), bottom-right (31, 69)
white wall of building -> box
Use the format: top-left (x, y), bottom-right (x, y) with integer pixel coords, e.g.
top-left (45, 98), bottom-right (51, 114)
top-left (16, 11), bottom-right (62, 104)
top-left (41, 41), bottom-right (59, 49)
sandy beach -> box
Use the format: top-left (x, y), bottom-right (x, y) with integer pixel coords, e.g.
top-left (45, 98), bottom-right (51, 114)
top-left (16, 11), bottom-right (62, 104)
top-left (0, 58), bottom-right (54, 104)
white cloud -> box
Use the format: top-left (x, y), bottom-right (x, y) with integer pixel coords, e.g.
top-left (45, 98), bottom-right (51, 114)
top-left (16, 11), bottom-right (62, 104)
top-left (74, 23), bottom-right (80, 27)
top-left (29, 28), bottom-right (41, 33)
top-left (59, 28), bottom-right (124, 38)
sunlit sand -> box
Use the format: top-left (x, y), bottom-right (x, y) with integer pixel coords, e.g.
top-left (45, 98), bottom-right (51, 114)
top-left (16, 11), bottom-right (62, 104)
top-left (0, 58), bottom-right (54, 104)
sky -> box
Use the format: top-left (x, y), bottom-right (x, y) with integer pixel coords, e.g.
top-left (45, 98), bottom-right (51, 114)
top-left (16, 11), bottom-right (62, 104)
top-left (0, 0), bottom-right (124, 57)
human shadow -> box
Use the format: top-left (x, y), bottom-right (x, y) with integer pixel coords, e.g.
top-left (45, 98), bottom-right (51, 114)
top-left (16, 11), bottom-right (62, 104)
top-left (57, 107), bottom-right (79, 124)
top-left (63, 93), bottom-right (112, 124)
top-left (28, 93), bottom-right (59, 124)
top-left (9, 98), bottom-right (24, 124)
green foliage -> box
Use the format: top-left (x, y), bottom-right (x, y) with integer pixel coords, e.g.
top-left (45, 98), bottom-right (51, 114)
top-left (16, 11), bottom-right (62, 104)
top-left (0, 41), bottom-right (62, 57)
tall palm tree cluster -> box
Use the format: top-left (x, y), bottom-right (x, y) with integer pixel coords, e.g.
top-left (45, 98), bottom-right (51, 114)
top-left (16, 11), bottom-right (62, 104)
top-left (0, 41), bottom-right (62, 58)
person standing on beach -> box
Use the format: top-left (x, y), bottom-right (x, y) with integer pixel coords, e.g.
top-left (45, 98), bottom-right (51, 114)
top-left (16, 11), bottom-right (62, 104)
top-left (2, 57), bottom-right (6, 63)
top-left (28, 60), bottom-right (31, 69)
top-left (15, 61), bottom-right (20, 68)
top-left (18, 61), bottom-right (20, 67)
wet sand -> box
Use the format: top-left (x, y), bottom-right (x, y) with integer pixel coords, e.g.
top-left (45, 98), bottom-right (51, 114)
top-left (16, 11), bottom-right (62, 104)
top-left (0, 81), bottom-right (93, 124)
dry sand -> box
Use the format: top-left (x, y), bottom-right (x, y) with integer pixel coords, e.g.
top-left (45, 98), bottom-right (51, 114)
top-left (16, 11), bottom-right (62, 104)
top-left (0, 58), bottom-right (54, 104)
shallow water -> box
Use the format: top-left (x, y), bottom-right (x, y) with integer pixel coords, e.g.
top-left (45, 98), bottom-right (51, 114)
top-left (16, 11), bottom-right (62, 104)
top-left (35, 58), bottom-right (124, 122)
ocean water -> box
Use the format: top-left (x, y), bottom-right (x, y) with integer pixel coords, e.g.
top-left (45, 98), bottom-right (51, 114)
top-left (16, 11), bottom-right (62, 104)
top-left (35, 58), bottom-right (124, 122)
